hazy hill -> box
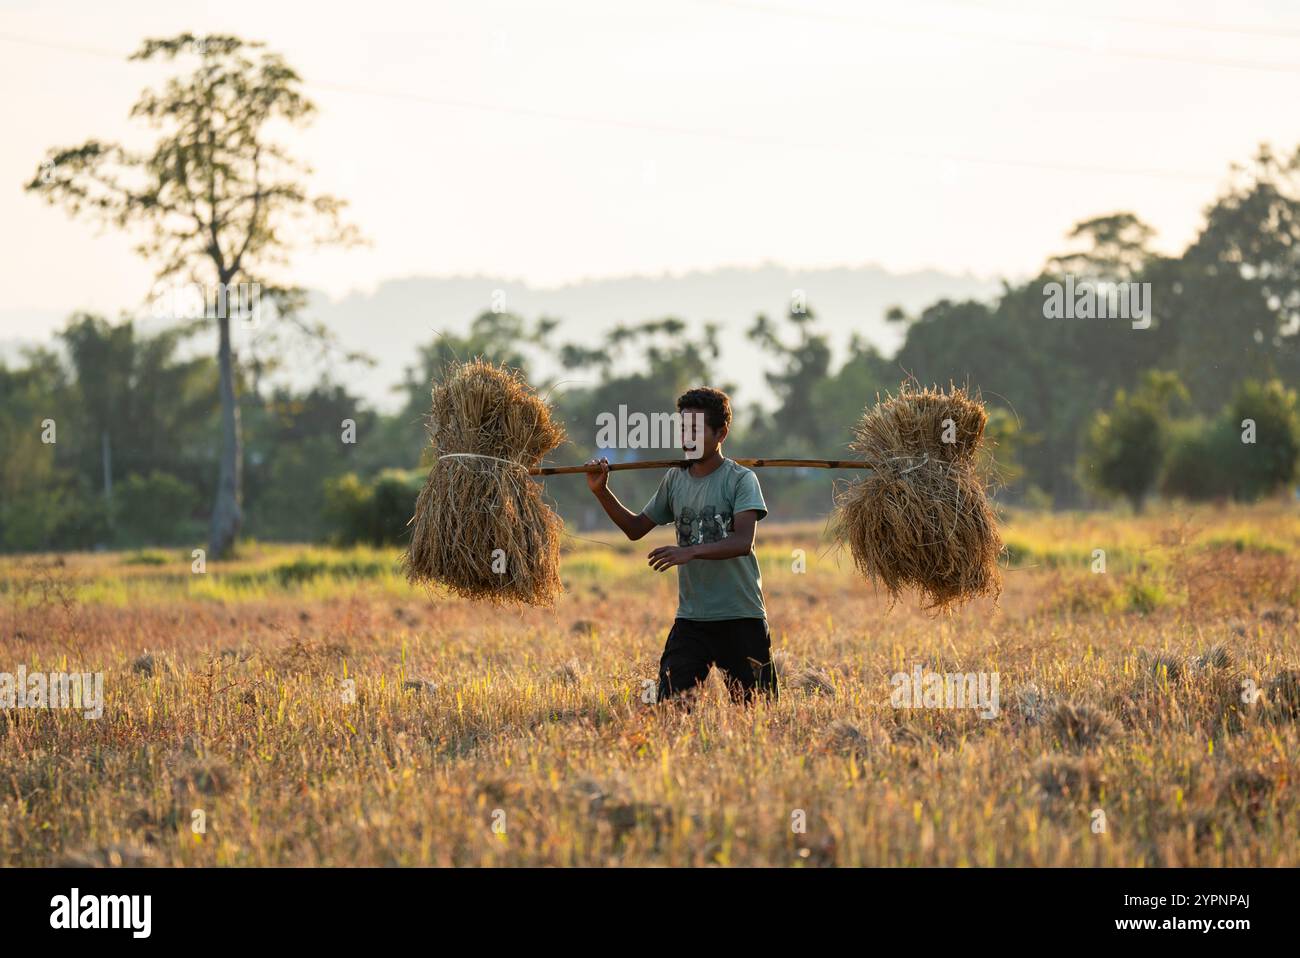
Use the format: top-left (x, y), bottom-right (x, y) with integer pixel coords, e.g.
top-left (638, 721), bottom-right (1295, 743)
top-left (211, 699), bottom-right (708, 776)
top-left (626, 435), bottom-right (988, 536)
top-left (306, 263), bottom-right (1001, 411)
top-left (0, 263), bottom-right (1001, 412)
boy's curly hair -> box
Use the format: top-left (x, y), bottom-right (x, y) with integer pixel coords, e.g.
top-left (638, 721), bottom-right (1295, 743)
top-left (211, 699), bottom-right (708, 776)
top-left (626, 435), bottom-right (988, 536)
top-left (676, 386), bottom-right (732, 432)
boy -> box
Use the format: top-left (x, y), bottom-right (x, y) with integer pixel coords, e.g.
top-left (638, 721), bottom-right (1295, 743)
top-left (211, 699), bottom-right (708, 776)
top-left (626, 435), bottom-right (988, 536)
top-left (585, 387), bottom-right (778, 703)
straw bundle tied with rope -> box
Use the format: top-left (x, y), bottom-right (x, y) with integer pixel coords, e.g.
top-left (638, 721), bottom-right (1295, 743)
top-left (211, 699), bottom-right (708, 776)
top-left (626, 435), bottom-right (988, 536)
top-left (404, 359), bottom-right (567, 606)
top-left (405, 360), bottom-right (1002, 610)
top-left (827, 384), bottom-right (1003, 610)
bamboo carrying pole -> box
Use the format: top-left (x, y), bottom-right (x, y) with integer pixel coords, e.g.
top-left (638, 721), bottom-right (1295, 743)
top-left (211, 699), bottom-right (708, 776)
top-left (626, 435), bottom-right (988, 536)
top-left (530, 458), bottom-right (874, 476)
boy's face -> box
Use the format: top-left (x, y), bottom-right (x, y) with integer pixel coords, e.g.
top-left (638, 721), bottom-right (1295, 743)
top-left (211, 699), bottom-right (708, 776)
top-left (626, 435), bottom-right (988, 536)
top-left (679, 406), bottom-right (725, 460)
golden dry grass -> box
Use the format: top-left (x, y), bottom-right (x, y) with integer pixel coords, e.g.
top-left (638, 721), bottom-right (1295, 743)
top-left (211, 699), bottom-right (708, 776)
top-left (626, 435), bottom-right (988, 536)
top-left (1, 502), bottom-right (1298, 866)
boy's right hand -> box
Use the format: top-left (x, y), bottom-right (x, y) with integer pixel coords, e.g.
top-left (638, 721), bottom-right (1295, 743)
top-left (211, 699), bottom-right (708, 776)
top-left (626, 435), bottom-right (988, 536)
top-left (585, 457), bottom-right (610, 494)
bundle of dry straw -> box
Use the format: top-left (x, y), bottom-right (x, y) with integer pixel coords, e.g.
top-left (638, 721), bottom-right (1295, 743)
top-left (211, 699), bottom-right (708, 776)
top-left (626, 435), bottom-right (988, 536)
top-left (404, 359), bottom-right (566, 606)
top-left (828, 383), bottom-right (1002, 610)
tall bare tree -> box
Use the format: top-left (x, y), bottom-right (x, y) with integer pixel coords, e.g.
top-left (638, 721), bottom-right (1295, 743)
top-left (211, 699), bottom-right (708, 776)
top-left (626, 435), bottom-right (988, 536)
top-left (27, 33), bottom-right (360, 557)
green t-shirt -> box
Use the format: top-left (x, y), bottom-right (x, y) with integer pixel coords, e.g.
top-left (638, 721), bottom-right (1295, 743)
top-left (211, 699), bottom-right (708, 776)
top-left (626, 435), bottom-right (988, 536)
top-left (642, 458), bottom-right (768, 621)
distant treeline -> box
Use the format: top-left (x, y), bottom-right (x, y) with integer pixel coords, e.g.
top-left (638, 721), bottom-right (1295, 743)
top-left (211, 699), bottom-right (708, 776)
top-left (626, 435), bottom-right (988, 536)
top-left (3, 145), bottom-right (1300, 552)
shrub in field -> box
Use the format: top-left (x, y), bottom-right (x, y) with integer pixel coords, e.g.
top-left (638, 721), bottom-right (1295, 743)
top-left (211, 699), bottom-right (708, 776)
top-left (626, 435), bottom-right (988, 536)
top-left (0, 476), bottom-right (111, 551)
top-left (114, 471), bottom-right (201, 546)
top-left (265, 556), bottom-right (389, 586)
top-left (1081, 371), bottom-right (1187, 513)
top-left (1160, 417), bottom-right (1240, 501)
top-left (324, 469), bottom-right (424, 546)
top-left (1123, 579), bottom-right (1171, 614)
top-left (1161, 380), bottom-right (1300, 502)
top-left (124, 550), bottom-right (169, 566)
top-left (1227, 379), bottom-right (1300, 499)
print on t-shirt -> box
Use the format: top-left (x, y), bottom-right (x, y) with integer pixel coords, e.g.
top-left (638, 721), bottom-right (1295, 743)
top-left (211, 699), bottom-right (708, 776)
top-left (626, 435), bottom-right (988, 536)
top-left (676, 505), bottom-right (731, 546)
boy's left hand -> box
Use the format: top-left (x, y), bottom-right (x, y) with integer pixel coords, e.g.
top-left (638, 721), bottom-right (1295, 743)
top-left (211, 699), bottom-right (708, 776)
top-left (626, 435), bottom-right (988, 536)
top-left (647, 545), bottom-right (694, 571)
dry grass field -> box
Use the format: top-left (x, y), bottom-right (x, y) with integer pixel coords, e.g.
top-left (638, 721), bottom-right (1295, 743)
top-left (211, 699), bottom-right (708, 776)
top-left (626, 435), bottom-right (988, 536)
top-left (2, 502), bottom-right (1298, 867)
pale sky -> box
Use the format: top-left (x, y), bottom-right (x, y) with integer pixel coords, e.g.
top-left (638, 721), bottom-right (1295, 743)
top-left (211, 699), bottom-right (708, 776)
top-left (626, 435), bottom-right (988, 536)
top-left (3, 0), bottom-right (1300, 336)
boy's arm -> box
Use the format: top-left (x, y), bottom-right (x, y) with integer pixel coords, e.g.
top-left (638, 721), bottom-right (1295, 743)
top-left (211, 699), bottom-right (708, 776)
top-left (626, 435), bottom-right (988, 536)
top-left (648, 510), bottom-right (758, 570)
top-left (586, 457), bottom-right (656, 541)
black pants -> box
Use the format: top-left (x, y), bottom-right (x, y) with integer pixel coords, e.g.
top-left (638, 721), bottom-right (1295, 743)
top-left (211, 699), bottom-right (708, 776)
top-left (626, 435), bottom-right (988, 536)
top-left (657, 617), bottom-right (778, 703)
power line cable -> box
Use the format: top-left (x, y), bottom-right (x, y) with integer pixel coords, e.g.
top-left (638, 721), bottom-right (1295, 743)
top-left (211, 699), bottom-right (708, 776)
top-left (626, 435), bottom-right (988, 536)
top-left (941, 0), bottom-right (1300, 42)
top-left (0, 30), bottom-right (1229, 182)
top-left (691, 0), bottom-right (1300, 75)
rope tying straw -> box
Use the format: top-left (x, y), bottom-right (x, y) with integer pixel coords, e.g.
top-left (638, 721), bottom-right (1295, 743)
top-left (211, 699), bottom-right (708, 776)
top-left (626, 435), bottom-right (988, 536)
top-left (437, 452), bottom-right (529, 473)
